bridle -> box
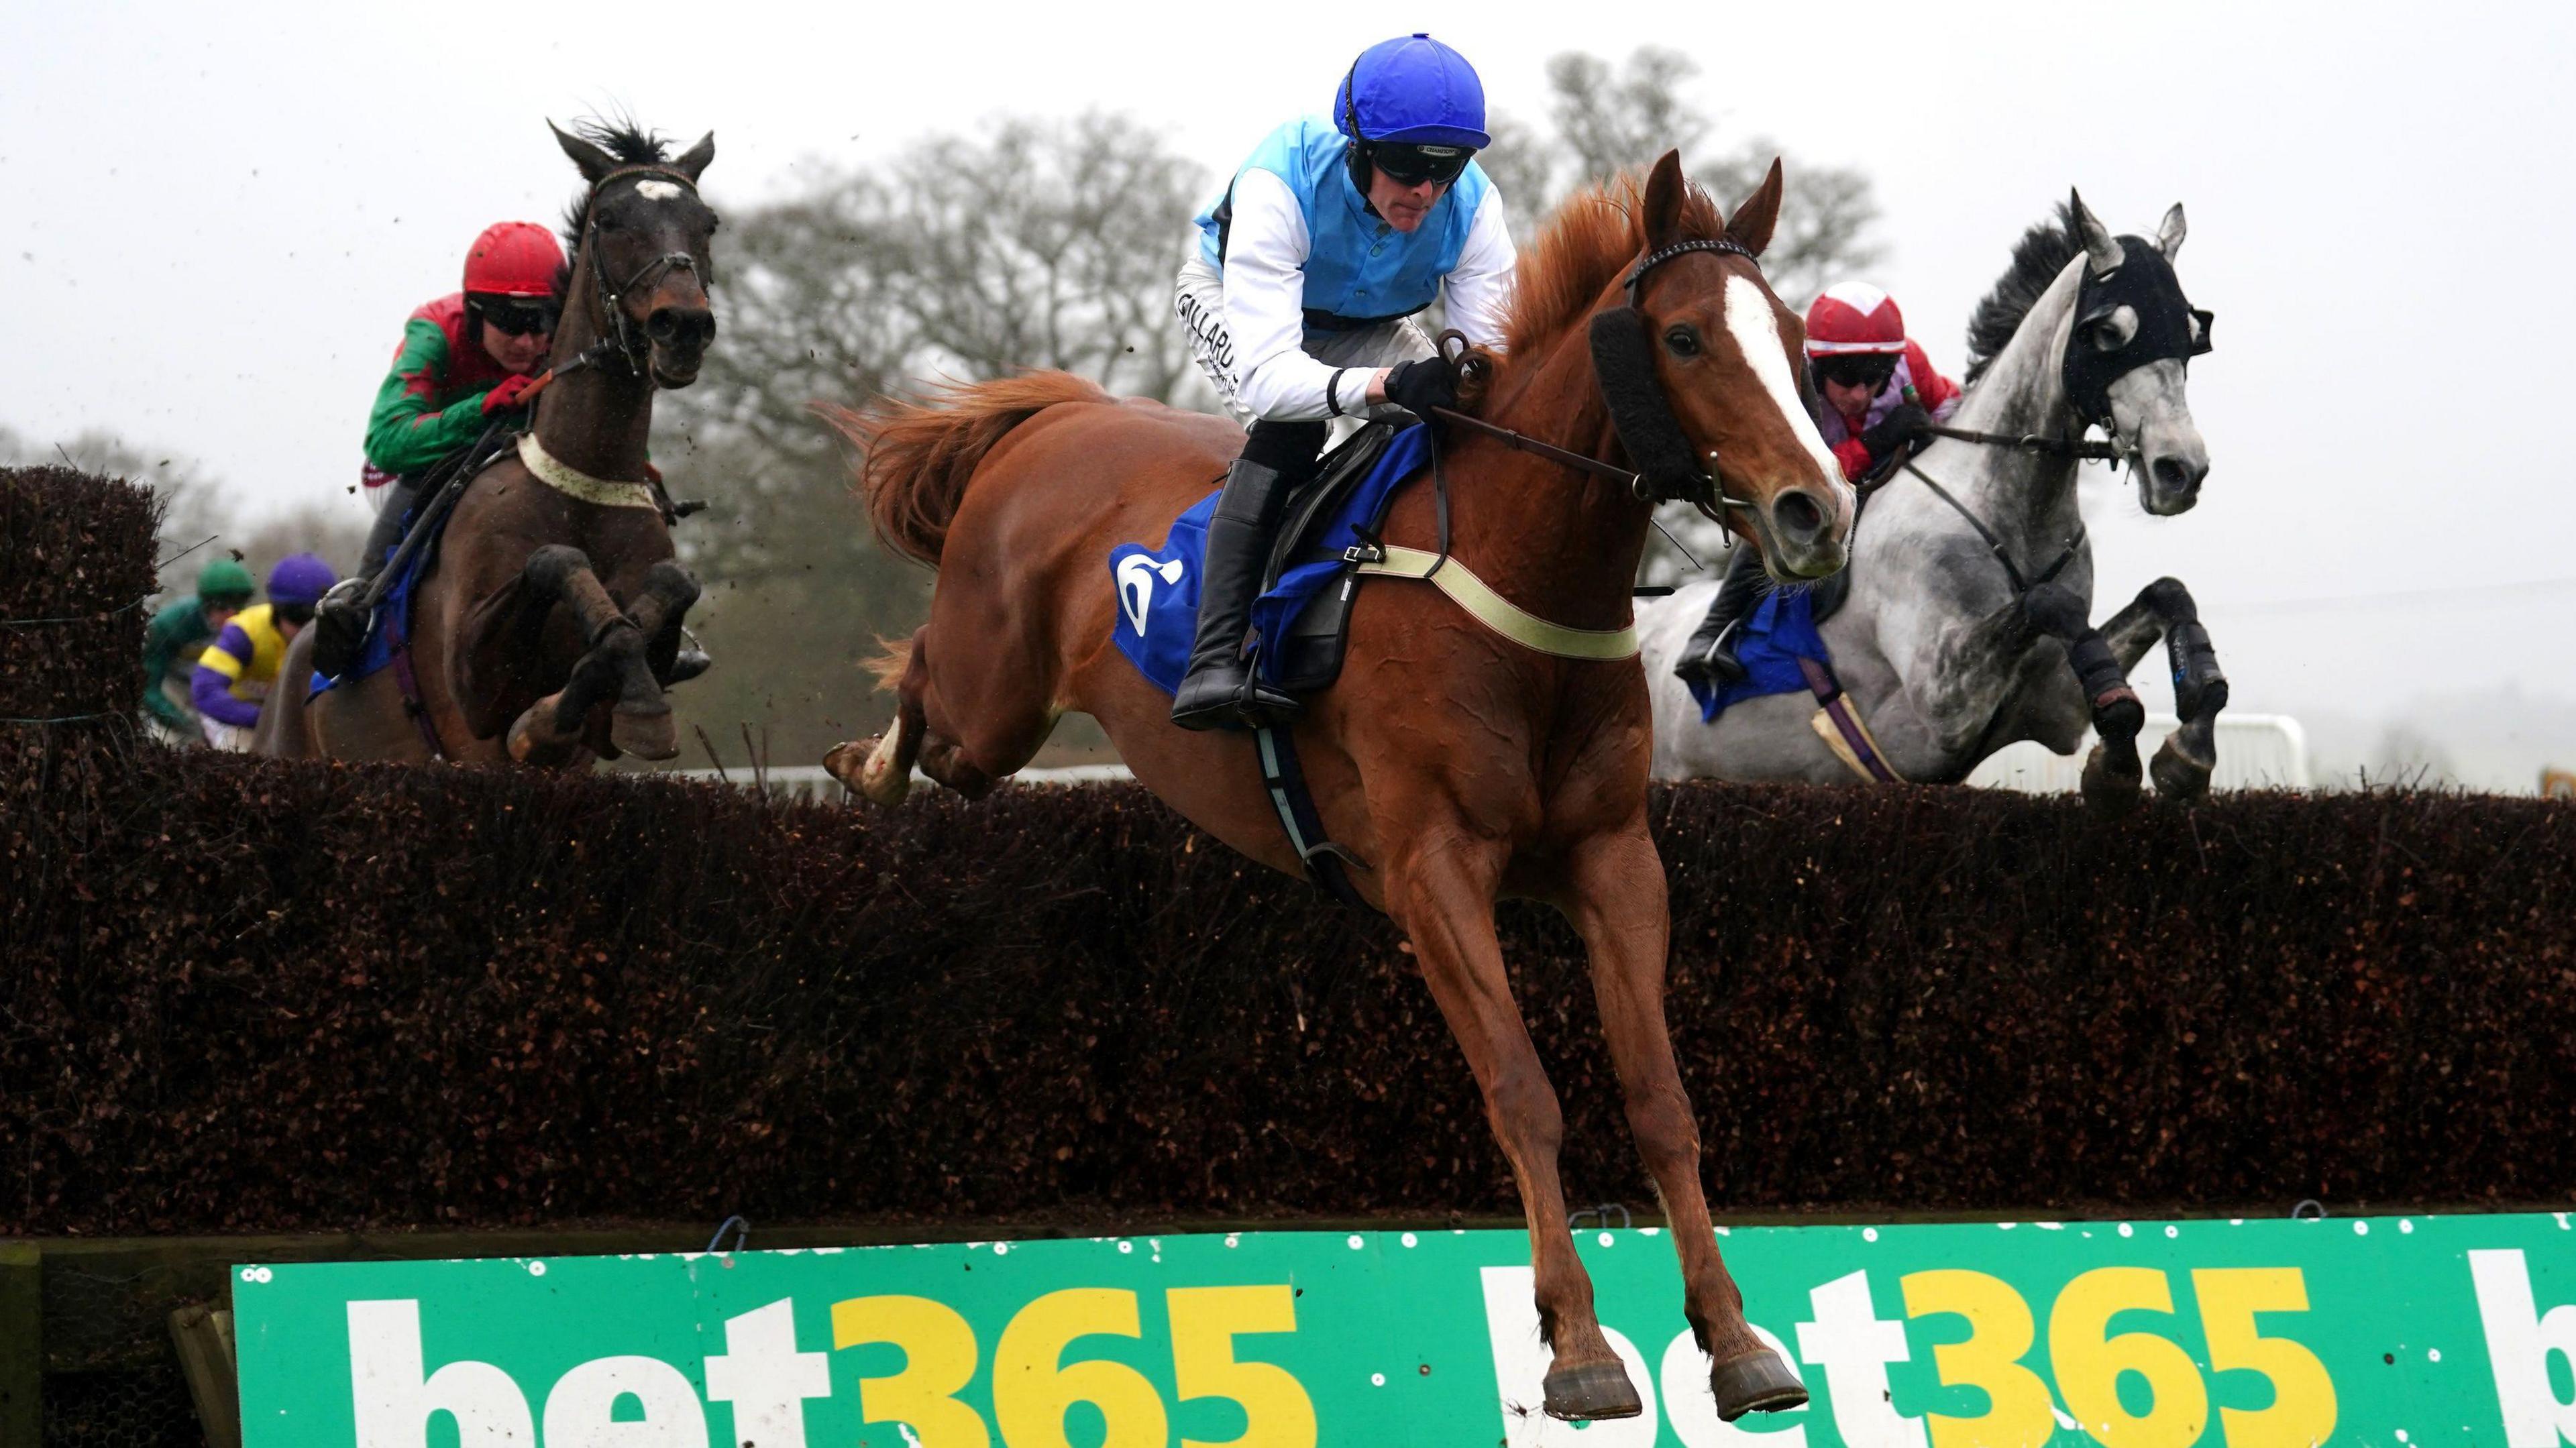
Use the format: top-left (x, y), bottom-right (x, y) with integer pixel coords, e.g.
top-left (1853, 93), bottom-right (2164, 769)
top-left (572, 164), bottom-right (710, 382)
top-left (1428, 236), bottom-right (1774, 520)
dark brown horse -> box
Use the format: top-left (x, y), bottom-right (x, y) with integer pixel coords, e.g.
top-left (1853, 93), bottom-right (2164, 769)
top-left (258, 121), bottom-right (718, 767)
top-left (822, 153), bottom-right (1854, 1423)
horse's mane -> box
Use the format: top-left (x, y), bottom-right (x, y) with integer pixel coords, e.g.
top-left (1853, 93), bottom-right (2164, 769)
top-left (1964, 202), bottom-right (2082, 385)
top-left (553, 117), bottom-right (676, 303)
top-left (1504, 172), bottom-right (1726, 355)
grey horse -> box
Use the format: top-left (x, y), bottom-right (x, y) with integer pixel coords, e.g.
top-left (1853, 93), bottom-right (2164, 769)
top-left (1641, 192), bottom-right (2226, 810)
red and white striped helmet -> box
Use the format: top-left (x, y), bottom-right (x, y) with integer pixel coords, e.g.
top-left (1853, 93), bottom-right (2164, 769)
top-left (1804, 282), bottom-right (1907, 356)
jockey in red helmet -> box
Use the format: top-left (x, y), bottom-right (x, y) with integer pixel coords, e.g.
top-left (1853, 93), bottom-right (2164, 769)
top-left (316, 221), bottom-right (566, 672)
top-left (1674, 282), bottom-right (1964, 689)
top-left (1801, 282), bottom-right (1962, 481)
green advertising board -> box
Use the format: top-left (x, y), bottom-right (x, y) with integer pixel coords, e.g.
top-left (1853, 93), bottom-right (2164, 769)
top-left (235, 1212), bottom-right (2576, 1447)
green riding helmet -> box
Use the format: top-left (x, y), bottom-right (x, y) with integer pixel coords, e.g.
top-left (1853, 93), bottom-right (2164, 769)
top-left (197, 557), bottom-right (256, 608)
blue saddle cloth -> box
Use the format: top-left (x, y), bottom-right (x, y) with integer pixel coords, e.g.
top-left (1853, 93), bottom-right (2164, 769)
top-left (1110, 425), bottom-right (1434, 696)
top-left (1684, 585), bottom-right (1833, 722)
top-left (307, 514), bottom-right (434, 700)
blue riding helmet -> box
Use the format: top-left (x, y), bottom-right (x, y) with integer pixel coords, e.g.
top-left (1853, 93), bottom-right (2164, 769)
top-left (1335, 34), bottom-right (1489, 150)
top-left (264, 552), bottom-right (340, 608)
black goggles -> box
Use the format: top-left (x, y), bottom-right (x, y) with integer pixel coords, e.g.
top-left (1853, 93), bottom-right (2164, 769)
top-left (1813, 353), bottom-right (1898, 389)
top-left (472, 296), bottom-right (560, 337)
top-left (1368, 142), bottom-right (1472, 187)
top-left (273, 601), bottom-right (317, 626)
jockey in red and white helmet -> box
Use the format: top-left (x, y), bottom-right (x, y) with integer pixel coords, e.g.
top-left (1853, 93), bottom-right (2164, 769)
top-left (1674, 283), bottom-right (1964, 689)
top-left (1802, 282), bottom-right (1962, 483)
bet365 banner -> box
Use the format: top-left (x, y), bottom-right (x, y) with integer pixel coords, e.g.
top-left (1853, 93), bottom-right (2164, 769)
top-left (235, 1213), bottom-right (2576, 1447)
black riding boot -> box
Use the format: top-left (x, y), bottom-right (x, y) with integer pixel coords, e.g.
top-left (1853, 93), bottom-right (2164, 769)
top-left (1171, 422), bottom-right (1322, 731)
top-left (313, 477), bottom-right (423, 678)
top-left (1672, 545), bottom-right (1770, 689)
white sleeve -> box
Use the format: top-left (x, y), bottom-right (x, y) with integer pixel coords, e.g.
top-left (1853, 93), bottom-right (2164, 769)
top-left (1222, 169), bottom-right (1370, 423)
top-left (1440, 189), bottom-right (1517, 351)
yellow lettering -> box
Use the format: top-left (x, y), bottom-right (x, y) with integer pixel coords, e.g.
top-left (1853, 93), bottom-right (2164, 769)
top-left (1900, 1269), bottom-right (2056, 1448)
top-left (2048, 1268), bottom-right (2208, 1447)
top-left (831, 1294), bottom-right (991, 1448)
top-left (1167, 1286), bottom-right (1316, 1448)
top-left (992, 1288), bottom-right (1169, 1448)
top-left (2192, 1268), bottom-right (2337, 1447)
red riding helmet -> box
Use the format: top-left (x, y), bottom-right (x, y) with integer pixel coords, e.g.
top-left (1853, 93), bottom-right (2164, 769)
top-left (1804, 282), bottom-right (1908, 356)
top-left (462, 221), bottom-right (564, 298)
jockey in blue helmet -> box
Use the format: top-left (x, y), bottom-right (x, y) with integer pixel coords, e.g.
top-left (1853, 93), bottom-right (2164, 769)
top-left (1169, 32), bottom-right (1517, 730)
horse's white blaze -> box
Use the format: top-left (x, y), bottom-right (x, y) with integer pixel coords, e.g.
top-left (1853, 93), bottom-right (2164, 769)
top-left (1722, 275), bottom-right (1841, 482)
top-left (634, 179), bottom-right (685, 202)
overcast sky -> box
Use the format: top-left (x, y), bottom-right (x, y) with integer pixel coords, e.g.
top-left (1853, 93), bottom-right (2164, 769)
top-left (6, 0), bottom-right (2573, 740)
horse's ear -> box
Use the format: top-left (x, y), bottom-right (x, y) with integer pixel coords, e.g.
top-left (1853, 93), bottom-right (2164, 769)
top-left (672, 132), bottom-right (716, 184)
top-left (1723, 157), bottom-right (1784, 258)
top-left (2070, 187), bottom-right (2125, 276)
top-left (2156, 202), bottom-right (2187, 260)
top-left (552, 121), bottom-right (618, 184)
top-left (1641, 150), bottom-right (1687, 250)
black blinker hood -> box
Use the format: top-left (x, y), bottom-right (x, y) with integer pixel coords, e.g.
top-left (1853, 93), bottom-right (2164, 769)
top-left (1590, 308), bottom-right (1710, 504)
top-left (2063, 236), bottom-right (2214, 431)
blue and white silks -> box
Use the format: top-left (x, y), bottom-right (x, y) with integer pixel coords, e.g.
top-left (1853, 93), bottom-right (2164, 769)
top-left (1192, 119), bottom-right (1490, 327)
top-left (1111, 426), bottom-right (1435, 697)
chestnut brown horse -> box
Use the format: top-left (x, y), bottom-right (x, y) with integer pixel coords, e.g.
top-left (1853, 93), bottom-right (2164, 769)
top-left (257, 120), bottom-right (716, 767)
top-left (823, 152), bottom-right (1853, 1423)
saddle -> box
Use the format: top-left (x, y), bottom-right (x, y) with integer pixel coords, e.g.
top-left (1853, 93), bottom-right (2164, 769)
top-left (1253, 421), bottom-right (1399, 693)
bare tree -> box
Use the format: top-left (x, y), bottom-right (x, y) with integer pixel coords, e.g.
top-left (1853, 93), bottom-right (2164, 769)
top-left (1533, 47), bottom-right (1879, 307)
top-left (649, 112), bottom-right (1215, 771)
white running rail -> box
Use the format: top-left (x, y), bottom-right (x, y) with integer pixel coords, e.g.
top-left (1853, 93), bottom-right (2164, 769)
top-left (1966, 713), bottom-right (2310, 793)
top-left (661, 716), bottom-right (2310, 802)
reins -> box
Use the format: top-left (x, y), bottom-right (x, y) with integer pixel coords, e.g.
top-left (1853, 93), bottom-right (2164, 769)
top-left (1417, 234), bottom-right (1778, 520)
top-left (1923, 424), bottom-right (2120, 461)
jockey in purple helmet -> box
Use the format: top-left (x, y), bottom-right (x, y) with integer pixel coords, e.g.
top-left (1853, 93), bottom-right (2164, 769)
top-left (1170, 33), bottom-right (1517, 730)
top-left (191, 552), bottom-right (337, 751)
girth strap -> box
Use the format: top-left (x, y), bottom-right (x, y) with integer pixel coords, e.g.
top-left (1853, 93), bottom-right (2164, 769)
top-left (1254, 724), bottom-right (1371, 909)
top-left (1352, 545), bottom-right (1638, 661)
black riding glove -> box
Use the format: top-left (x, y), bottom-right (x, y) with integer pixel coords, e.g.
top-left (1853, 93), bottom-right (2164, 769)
top-left (1383, 356), bottom-right (1458, 423)
top-left (1860, 402), bottom-right (1934, 461)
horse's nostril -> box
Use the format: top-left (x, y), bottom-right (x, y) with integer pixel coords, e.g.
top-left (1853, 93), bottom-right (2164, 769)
top-left (1771, 488), bottom-right (1826, 543)
top-left (2153, 456), bottom-right (2200, 495)
top-left (649, 309), bottom-right (714, 347)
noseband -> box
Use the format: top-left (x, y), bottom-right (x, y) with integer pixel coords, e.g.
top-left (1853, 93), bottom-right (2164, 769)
top-left (578, 164), bottom-right (708, 380)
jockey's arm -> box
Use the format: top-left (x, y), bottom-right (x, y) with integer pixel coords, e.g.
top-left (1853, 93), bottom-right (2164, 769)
top-left (1220, 170), bottom-right (1350, 422)
top-left (138, 602), bottom-right (203, 728)
top-left (1904, 340), bottom-right (1964, 422)
top-left (1438, 189), bottom-right (1517, 352)
top-left (189, 622), bottom-right (264, 728)
top-left (364, 319), bottom-right (498, 476)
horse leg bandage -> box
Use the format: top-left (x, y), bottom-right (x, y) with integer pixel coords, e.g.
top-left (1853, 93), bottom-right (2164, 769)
top-left (2165, 620), bottom-right (2228, 721)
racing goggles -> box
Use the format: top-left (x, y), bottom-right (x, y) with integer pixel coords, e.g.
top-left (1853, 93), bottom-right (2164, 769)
top-left (1812, 353), bottom-right (1898, 390)
top-left (1368, 142), bottom-right (1473, 187)
top-left (472, 296), bottom-right (561, 337)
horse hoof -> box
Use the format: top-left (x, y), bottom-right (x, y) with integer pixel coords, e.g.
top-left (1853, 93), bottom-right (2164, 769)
top-left (507, 714), bottom-right (539, 765)
top-left (1542, 1361), bottom-right (1644, 1422)
top-left (824, 736), bottom-right (911, 807)
top-left (2150, 734), bottom-right (2214, 802)
top-left (1711, 1349), bottom-right (1809, 1421)
top-left (611, 706), bottom-right (678, 762)
top-left (2082, 740), bottom-right (2143, 818)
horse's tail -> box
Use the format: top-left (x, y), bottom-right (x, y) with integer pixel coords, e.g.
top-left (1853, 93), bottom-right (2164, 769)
top-left (816, 371), bottom-right (1114, 567)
